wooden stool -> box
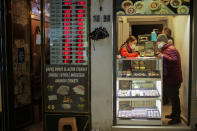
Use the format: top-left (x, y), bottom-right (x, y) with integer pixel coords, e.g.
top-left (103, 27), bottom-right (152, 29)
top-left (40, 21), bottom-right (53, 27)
top-left (58, 117), bottom-right (78, 131)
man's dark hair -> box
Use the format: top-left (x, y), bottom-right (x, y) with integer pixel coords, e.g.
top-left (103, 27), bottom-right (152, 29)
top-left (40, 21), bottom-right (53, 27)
top-left (163, 27), bottom-right (172, 37)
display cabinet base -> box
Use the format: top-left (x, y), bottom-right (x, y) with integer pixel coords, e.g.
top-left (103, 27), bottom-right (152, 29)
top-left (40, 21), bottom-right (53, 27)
top-left (117, 118), bottom-right (162, 125)
top-left (112, 125), bottom-right (191, 131)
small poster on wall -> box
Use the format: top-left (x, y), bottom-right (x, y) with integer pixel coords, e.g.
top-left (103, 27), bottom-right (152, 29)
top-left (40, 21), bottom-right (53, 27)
top-left (116, 0), bottom-right (191, 15)
top-left (17, 47), bottom-right (25, 63)
top-left (45, 65), bottom-right (89, 113)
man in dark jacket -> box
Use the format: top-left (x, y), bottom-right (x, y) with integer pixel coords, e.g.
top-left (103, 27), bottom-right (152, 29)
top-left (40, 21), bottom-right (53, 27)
top-left (157, 34), bottom-right (183, 125)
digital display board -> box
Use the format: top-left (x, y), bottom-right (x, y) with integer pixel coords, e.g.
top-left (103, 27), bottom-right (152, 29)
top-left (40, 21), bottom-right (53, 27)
top-left (46, 0), bottom-right (89, 113)
top-left (50, 0), bottom-right (88, 65)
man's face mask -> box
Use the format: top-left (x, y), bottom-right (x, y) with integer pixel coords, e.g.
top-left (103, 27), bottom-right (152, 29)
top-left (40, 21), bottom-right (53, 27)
top-left (158, 42), bottom-right (164, 49)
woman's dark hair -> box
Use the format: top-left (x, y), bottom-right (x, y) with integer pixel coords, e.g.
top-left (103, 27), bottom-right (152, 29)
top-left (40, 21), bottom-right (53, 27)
top-left (126, 35), bottom-right (137, 43)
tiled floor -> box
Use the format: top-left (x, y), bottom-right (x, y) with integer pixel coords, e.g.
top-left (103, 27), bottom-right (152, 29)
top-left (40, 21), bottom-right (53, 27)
top-left (23, 104), bottom-right (186, 131)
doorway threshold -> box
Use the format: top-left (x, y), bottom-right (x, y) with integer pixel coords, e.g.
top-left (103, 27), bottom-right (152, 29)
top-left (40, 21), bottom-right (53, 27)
top-left (112, 125), bottom-right (191, 131)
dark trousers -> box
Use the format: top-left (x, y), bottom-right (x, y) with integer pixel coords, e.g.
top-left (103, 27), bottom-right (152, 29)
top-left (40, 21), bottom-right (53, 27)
top-left (165, 84), bottom-right (181, 116)
top-left (163, 86), bottom-right (169, 104)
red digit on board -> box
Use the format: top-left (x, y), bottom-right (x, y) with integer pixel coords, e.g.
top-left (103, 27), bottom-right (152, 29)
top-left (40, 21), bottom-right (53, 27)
top-left (77, 18), bottom-right (84, 21)
top-left (77, 31), bottom-right (84, 34)
top-left (63, 2), bottom-right (72, 5)
top-left (77, 1), bottom-right (86, 5)
top-left (77, 22), bottom-right (84, 26)
top-left (64, 60), bottom-right (72, 63)
top-left (77, 10), bottom-right (85, 13)
top-left (77, 47), bottom-right (84, 50)
top-left (77, 56), bottom-right (84, 59)
top-left (76, 60), bottom-right (85, 63)
top-left (64, 43), bottom-right (71, 46)
top-left (64, 27), bottom-right (71, 30)
top-left (64, 31), bottom-right (71, 34)
top-left (77, 35), bottom-right (83, 38)
top-left (64, 23), bottom-right (71, 26)
top-left (77, 27), bottom-right (84, 30)
top-left (64, 48), bottom-right (71, 51)
top-left (62, 52), bottom-right (71, 55)
top-left (77, 43), bottom-right (84, 46)
top-left (64, 10), bottom-right (72, 13)
top-left (77, 14), bottom-right (85, 17)
top-left (76, 51), bottom-right (83, 55)
top-left (64, 14), bottom-right (72, 17)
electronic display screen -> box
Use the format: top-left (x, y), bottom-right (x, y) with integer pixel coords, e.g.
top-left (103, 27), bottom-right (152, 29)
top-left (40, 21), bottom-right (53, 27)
top-left (50, 0), bottom-right (88, 65)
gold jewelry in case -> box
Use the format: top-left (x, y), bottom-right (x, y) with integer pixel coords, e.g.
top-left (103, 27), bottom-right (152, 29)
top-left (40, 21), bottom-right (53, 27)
top-left (140, 61), bottom-right (145, 70)
top-left (134, 61), bottom-right (139, 70)
top-left (134, 61), bottom-right (146, 70)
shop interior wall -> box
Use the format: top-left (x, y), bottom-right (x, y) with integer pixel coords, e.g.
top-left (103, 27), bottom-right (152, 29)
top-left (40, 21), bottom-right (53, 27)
top-left (167, 16), bottom-right (190, 122)
top-left (118, 17), bottom-right (129, 51)
top-left (91, 0), bottom-right (113, 130)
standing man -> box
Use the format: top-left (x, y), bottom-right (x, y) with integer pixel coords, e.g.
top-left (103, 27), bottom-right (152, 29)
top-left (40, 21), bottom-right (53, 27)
top-left (156, 34), bottom-right (183, 125)
top-left (162, 27), bottom-right (174, 105)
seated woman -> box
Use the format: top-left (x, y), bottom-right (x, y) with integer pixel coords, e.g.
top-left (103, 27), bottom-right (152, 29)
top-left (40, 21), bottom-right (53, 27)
top-left (119, 35), bottom-right (139, 71)
top-left (120, 35), bottom-right (139, 58)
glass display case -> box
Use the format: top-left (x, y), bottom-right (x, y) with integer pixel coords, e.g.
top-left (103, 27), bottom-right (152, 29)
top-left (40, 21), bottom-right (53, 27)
top-left (116, 57), bottom-right (162, 125)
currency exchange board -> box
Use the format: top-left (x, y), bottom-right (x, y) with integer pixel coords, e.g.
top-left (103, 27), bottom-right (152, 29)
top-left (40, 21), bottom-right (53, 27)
top-left (50, 0), bottom-right (88, 65)
top-left (45, 0), bottom-right (89, 113)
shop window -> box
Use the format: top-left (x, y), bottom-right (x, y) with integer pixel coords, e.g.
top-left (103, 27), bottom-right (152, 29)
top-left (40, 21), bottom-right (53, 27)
top-left (115, 15), bottom-right (191, 126)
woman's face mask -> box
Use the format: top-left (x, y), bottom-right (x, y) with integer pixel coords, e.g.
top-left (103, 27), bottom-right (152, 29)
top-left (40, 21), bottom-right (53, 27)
top-left (129, 40), bottom-right (136, 49)
top-left (131, 44), bottom-right (136, 49)
top-left (158, 42), bottom-right (164, 49)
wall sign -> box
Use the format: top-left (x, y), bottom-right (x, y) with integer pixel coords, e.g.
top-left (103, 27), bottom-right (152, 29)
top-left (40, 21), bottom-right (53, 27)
top-left (45, 65), bottom-right (88, 112)
top-left (116, 0), bottom-right (191, 15)
top-left (50, 0), bottom-right (88, 65)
